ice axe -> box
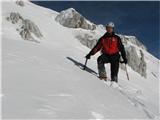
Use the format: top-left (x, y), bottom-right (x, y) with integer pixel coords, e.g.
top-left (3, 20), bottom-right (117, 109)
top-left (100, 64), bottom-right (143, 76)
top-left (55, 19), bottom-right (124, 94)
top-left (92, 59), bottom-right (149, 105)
top-left (120, 61), bottom-right (129, 81)
top-left (83, 58), bottom-right (88, 70)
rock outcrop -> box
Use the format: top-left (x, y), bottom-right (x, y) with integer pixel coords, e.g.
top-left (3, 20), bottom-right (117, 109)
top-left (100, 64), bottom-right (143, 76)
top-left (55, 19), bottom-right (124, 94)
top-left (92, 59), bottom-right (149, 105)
top-left (6, 12), bottom-right (43, 42)
top-left (139, 50), bottom-right (147, 77)
top-left (76, 33), bottom-right (98, 49)
top-left (7, 12), bottom-right (23, 24)
top-left (21, 19), bottom-right (43, 38)
top-left (55, 8), bottom-right (96, 30)
top-left (125, 46), bottom-right (147, 77)
top-left (15, 0), bottom-right (25, 7)
top-left (119, 35), bottom-right (147, 50)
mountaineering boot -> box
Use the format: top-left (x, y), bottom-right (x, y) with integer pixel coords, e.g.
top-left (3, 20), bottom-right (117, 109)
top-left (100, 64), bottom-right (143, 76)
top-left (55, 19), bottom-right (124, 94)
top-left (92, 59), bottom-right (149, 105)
top-left (99, 76), bottom-right (107, 81)
top-left (98, 63), bottom-right (107, 81)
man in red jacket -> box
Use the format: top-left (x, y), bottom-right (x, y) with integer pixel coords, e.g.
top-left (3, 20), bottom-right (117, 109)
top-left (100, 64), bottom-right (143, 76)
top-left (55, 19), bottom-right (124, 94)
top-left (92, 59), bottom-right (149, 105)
top-left (86, 22), bottom-right (127, 86)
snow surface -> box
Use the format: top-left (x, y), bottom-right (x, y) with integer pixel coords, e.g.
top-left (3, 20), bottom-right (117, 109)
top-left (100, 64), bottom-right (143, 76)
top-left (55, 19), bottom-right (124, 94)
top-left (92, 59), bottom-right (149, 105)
top-left (1, 0), bottom-right (160, 119)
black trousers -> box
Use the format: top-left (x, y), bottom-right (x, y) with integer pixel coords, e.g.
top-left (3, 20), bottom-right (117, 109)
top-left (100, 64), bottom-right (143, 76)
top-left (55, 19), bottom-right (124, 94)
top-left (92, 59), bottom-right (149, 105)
top-left (97, 53), bottom-right (120, 82)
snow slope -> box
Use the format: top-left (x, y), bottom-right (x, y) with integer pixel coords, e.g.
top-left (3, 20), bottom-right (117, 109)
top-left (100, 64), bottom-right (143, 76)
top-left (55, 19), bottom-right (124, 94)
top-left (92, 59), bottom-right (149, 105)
top-left (2, 1), bottom-right (159, 119)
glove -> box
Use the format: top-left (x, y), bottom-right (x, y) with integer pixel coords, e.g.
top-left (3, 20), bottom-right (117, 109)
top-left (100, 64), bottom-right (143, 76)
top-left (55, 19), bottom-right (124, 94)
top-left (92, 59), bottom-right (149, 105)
top-left (123, 58), bottom-right (127, 64)
top-left (120, 58), bottom-right (127, 64)
top-left (85, 54), bottom-right (91, 59)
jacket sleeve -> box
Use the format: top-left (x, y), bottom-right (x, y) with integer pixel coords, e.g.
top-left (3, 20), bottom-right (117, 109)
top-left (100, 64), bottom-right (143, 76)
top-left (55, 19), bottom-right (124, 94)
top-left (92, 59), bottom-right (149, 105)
top-left (89, 37), bottom-right (103, 55)
top-left (118, 36), bottom-right (127, 60)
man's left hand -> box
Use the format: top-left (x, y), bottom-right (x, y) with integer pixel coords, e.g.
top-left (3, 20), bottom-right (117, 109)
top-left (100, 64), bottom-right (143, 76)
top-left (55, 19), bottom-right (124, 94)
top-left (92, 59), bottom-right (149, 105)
top-left (120, 59), bottom-right (127, 64)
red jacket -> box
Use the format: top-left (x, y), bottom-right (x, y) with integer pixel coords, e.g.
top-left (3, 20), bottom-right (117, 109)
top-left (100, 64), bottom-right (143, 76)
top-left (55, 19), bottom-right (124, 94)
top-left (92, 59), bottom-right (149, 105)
top-left (89, 32), bottom-right (127, 60)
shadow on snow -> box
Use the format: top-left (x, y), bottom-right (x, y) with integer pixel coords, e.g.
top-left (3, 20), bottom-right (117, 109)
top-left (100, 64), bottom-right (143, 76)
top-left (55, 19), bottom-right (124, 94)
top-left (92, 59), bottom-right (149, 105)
top-left (66, 57), bottom-right (98, 77)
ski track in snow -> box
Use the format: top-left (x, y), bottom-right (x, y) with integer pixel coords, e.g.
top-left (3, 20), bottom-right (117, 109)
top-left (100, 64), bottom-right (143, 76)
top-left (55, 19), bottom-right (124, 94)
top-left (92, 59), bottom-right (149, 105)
top-left (103, 80), bottom-right (156, 119)
top-left (117, 85), bottom-right (155, 119)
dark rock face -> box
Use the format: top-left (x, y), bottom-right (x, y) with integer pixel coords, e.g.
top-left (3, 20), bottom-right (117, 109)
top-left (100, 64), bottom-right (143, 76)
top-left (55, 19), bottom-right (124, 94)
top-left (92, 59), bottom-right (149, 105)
top-left (21, 19), bottom-right (43, 38)
top-left (55, 8), bottom-right (96, 30)
top-left (76, 33), bottom-right (98, 49)
top-left (7, 12), bottom-right (23, 24)
top-left (119, 35), bottom-right (147, 50)
top-left (6, 12), bottom-right (43, 43)
top-left (126, 46), bottom-right (147, 78)
top-left (139, 50), bottom-right (147, 77)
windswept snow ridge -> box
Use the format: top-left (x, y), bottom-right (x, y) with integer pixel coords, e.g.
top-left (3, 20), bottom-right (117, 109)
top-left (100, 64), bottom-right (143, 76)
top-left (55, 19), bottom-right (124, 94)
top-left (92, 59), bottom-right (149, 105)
top-left (2, 0), bottom-right (159, 119)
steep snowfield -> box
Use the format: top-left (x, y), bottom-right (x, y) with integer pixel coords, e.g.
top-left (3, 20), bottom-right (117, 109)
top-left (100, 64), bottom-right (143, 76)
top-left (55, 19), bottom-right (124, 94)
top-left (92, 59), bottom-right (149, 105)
top-left (2, 1), bottom-right (159, 119)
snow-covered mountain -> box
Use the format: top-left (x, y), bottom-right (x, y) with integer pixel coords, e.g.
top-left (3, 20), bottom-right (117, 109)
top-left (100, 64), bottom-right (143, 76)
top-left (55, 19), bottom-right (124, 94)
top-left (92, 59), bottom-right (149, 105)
top-left (2, 0), bottom-right (159, 119)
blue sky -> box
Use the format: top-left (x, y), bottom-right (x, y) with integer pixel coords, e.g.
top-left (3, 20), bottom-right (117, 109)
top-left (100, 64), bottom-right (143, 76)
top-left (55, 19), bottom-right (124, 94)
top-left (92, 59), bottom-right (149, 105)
top-left (32, 1), bottom-right (159, 59)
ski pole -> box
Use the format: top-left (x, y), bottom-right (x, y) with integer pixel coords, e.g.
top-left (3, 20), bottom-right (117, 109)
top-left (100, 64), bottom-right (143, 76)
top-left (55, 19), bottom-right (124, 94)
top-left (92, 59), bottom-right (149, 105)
top-left (120, 61), bottom-right (129, 81)
top-left (83, 58), bottom-right (88, 70)
top-left (125, 64), bottom-right (129, 81)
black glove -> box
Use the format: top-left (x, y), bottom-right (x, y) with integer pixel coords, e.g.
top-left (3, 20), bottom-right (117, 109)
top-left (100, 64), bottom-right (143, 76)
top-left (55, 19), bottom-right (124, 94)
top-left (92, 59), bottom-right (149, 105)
top-left (123, 58), bottom-right (128, 64)
top-left (120, 58), bottom-right (127, 64)
top-left (85, 54), bottom-right (91, 59)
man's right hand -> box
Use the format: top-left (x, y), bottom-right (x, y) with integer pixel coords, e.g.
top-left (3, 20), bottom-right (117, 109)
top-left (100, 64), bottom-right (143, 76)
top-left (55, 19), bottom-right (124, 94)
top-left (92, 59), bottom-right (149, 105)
top-left (85, 54), bottom-right (91, 59)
